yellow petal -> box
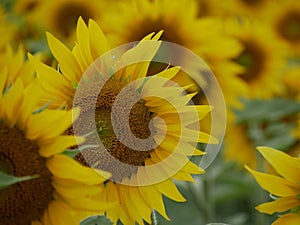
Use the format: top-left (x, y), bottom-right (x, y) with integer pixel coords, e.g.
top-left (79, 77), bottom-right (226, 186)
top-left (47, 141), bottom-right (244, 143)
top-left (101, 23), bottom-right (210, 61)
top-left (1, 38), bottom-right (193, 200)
top-left (154, 179), bottom-right (186, 202)
top-left (76, 17), bottom-right (93, 69)
top-left (17, 79), bottom-right (43, 130)
top-left (129, 186), bottom-right (152, 223)
top-left (105, 182), bottom-right (120, 223)
top-left (88, 19), bottom-right (109, 59)
top-left (245, 165), bottom-right (299, 197)
top-left (273, 213), bottom-right (300, 225)
top-left (3, 79), bottom-right (24, 128)
top-left (39, 136), bottom-right (84, 157)
top-left (26, 108), bottom-right (80, 142)
top-left (46, 32), bottom-right (82, 82)
top-left (48, 201), bottom-right (74, 225)
top-left (47, 154), bottom-right (110, 185)
top-left (256, 196), bottom-right (300, 214)
top-left (138, 185), bottom-right (170, 220)
top-left (28, 53), bottom-right (74, 99)
top-left (257, 146), bottom-right (300, 182)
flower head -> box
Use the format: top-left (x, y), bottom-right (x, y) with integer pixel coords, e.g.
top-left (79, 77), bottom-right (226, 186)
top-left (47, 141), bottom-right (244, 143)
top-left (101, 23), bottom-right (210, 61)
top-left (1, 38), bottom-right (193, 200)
top-left (246, 146), bottom-right (300, 225)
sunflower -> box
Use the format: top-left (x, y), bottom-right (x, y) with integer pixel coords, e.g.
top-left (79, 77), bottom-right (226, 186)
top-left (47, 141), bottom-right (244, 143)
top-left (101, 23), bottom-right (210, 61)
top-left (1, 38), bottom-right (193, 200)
top-left (217, 0), bottom-right (276, 19)
top-left (29, 17), bottom-right (218, 224)
top-left (224, 123), bottom-right (257, 168)
top-left (100, 0), bottom-right (247, 108)
top-left (224, 19), bottom-right (285, 98)
top-left (0, 45), bottom-right (36, 88)
top-left (282, 66), bottom-right (300, 100)
top-left (0, 67), bottom-right (110, 224)
top-left (267, 0), bottom-right (300, 56)
top-left (37, 0), bottom-right (108, 42)
top-left (0, 7), bottom-right (15, 50)
top-left (192, 0), bottom-right (228, 18)
top-left (246, 146), bottom-right (300, 225)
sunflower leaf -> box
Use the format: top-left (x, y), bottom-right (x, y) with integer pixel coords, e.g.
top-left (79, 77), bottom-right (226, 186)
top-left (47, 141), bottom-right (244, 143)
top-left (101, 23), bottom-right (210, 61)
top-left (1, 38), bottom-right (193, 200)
top-left (80, 215), bottom-right (113, 225)
top-left (234, 98), bottom-right (300, 123)
top-left (0, 171), bottom-right (39, 190)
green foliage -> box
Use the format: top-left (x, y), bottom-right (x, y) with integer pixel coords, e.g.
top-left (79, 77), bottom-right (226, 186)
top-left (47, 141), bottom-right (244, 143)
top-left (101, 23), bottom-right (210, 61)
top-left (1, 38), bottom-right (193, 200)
top-left (233, 98), bottom-right (300, 150)
top-left (0, 171), bottom-right (39, 190)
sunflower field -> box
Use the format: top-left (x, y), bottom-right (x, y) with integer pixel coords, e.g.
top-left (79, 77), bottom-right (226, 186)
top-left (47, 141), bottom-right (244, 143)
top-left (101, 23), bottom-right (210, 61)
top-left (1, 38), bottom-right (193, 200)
top-left (1, 0), bottom-right (300, 225)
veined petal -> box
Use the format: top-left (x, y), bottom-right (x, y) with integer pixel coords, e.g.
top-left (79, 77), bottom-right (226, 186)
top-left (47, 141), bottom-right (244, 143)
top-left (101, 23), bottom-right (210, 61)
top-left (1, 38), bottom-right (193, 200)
top-left (88, 19), bottom-right (109, 59)
top-left (76, 17), bottom-right (93, 69)
top-left (245, 166), bottom-right (300, 197)
top-left (17, 79), bottom-right (43, 130)
top-left (256, 196), bottom-right (300, 214)
top-left (257, 146), bottom-right (300, 182)
top-left (28, 54), bottom-right (74, 99)
top-left (138, 185), bottom-right (170, 220)
top-left (39, 136), bottom-right (85, 157)
top-left (273, 213), bottom-right (300, 225)
top-left (47, 154), bottom-right (110, 185)
top-left (26, 108), bottom-right (80, 142)
top-left (154, 179), bottom-right (186, 202)
top-left (3, 79), bottom-right (24, 128)
top-left (48, 201), bottom-right (74, 225)
top-left (46, 32), bottom-right (82, 82)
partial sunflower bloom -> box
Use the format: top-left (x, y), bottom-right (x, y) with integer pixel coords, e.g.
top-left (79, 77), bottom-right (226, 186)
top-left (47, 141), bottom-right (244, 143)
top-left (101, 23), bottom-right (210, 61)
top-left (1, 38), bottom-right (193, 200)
top-left (29, 17), bottom-right (218, 224)
top-left (224, 19), bottom-right (285, 99)
top-left (0, 55), bottom-right (110, 225)
top-left (246, 147), bottom-right (300, 225)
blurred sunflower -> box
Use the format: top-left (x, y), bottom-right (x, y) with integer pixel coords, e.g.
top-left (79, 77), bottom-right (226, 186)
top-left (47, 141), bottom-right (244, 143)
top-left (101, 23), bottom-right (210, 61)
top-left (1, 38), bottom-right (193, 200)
top-left (0, 65), bottom-right (110, 224)
top-left (102, 0), bottom-right (246, 110)
top-left (29, 17), bottom-right (217, 224)
top-left (282, 66), bottom-right (300, 100)
top-left (246, 147), bottom-right (300, 225)
top-left (37, 0), bottom-right (107, 41)
top-left (224, 123), bottom-right (257, 168)
top-left (0, 7), bottom-right (15, 50)
top-left (267, 0), bottom-right (300, 56)
top-left (225, 19), bottom-right (285, 98)
top-left (218, 0), bottom-right (275, 19)
top-left (0, 45), bottom-right (36, 87)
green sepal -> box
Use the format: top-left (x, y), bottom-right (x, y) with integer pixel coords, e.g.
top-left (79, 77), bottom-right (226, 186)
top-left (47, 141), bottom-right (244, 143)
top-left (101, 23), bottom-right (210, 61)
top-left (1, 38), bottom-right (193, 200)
top-left (80, 215), bottom-right (113, 225)
top-left (0, 171), bottom-right (39, 190)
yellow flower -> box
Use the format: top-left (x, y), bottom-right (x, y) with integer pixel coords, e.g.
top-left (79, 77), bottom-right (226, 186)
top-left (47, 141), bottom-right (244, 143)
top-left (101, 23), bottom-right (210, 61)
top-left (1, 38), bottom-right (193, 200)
top-left (30, 17), bottom-right (217, 224)
top-left (218, 0), bottom-right (276, 19)
top-left (266, 0), bottom-right (300, 56)
top-left (0, 45), bottom-right (36, 88)
top-left (224, 123), bottom-right (257, 168)
top-left (0, 61), bottom-right (110, 224)
top-left (283, 66), bottom-right (300, 100)
top-left (192, 0), bottom-right (230, 18)
top-left (246, 146), bottom-right (300, 225)
top-left (225, 19), bottom-right (285, 98)
top-left (0, 7), bottom-right (15, 50)
top-left (36, 0), bottom-right (108, 41)
top-left (100, 0), bottom-right (247, 108)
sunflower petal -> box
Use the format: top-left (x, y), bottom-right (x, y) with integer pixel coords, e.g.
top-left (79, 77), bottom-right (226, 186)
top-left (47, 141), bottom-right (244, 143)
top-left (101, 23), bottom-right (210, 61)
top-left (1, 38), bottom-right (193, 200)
top-left (257, 146), bottom-right (300, 182)
top-left (47, 154), bottom-right (110, 185)
top-left (256, 196), bottom-right (300, 214)
top-left (245, 165), bottom-right (299, 197)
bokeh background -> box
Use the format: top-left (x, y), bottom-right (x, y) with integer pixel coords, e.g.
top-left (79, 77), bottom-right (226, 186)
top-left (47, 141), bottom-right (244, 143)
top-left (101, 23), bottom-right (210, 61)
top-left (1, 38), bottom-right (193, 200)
top-left (1, 0), bottom-right (300, 224)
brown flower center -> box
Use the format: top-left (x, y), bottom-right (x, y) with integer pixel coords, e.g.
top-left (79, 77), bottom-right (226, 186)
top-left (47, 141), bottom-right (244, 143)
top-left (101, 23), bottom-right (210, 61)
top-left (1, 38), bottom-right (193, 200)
top-left (74, 77), bottom-right (154, 181)
top-left (126, 17), bottom-right (184, 45)
top-left (53, 2), bottom-right (94, 38)
top-left (235, 40), bottom-right (266, 83)
top-left (0, 124), bottom-right (53, 225)
top-left (241, 0), bottom-right (262, 6)
top-left (277, 10), bottom-right (300, 43)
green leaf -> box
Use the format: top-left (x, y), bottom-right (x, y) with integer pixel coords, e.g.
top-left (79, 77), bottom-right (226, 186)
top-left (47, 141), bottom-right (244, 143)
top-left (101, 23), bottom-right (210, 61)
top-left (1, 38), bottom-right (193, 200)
top-left (62, 144), bottom-right (100, 158)
top-left (0, 171), bottom-right (39, 190)
top-left (80, 215), bottom-right (113, 225)
top-left (234, 98), bottom-right (300, 123)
